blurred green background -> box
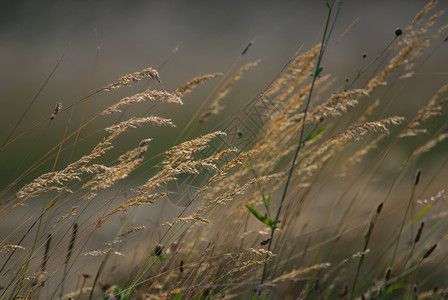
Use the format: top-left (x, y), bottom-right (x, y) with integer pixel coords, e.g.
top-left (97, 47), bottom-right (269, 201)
top-left (1, 0), bottom-right (447, 191)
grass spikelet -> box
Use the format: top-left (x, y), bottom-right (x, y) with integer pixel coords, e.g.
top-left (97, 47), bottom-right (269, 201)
top-left (163, 214), bottom-right (210, 227)
top-left (103, 67), bottom-right (161, 91)
top-left (0, 245), bottom-right (25, 253)
top-left (120, 226), bottom-right (146, 237)
top-left (271, 263), bottom-right (331, 283)
top-left (199, 61), bottom-right (260, 123)
top-left (100, 90), bottom-right (182, 115)
top-left (401, 83), bottom-right (448, 137)
top-left (55, 206), bottom-right (78, 224)
top-left (408, 24), bottom-right (448, 65)
top-left (50, 102), bottom-right (62, 120)
top-left (366, 10), bottom-right (443, 93)
top-left (82, 248), bottom-right (125, 257)
top-left (103, 192), bottom-right (168, 220)
top-left (105, 116), bottom-right (175, 133)
top-left (333, 116), bottom-right (405, 142)
top-left (266, 43), bottom-right (321, 97)
top-left (174, 73), bottom-right (223, 97)
top-left (226, 248), bottom-right (275, 275)
top-left (338, 135), bottom-right (384, 176)
top-left (195, 149), bottom-right (259, 197)
top-left (356, 98), bottom-right (380, 124)
top-left (406, 132), bottom-right (448, 161)
top-left (309, 89), bottom-right (368, 125)
top-left (198, 173), bottom-right (280, 214)
top-left (406, 0), bottom-right (438, 31)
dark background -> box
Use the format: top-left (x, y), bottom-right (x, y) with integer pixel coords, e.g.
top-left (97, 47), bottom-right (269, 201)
top-left (1, 0), bottom-right (447, 189)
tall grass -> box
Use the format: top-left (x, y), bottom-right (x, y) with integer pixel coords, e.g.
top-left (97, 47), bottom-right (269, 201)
top-left (1, 1), bottom-right (448, 299)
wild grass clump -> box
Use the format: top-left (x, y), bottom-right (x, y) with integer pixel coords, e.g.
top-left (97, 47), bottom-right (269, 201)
top-left (1, 1), bottom-right (448, 299)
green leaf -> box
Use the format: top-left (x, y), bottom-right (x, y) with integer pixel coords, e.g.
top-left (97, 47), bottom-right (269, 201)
top-left (246, 204), bottom-right (280, 229)
top-left (265, 193), bottom-right (271, 207)
top-left (170, 292), bottom-right (182, 300)
top-left (48, 194), bottom-right (61, 209)
top-left (306, 127), bottom-right (325, 142)
top-left (120, 289), bottom-right (130, 300)
top-left (326, 3), bottom-right (331, 10)
top-left (246, 204), bottom-right (267, 223)
top-left (299, 128), bottom-right (325, 143)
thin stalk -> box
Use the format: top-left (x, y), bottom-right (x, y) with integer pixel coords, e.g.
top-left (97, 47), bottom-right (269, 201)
top-left (1, 44), bottom-right (69, 148)
top-left (350, 203), bottom-right (383, 299)
top-left (390, 171), bottom-right (419, 268)
top-left (257, 1), bottom-right (342, 297)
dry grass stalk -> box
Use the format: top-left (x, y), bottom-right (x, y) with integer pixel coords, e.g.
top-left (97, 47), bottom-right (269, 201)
top-left (356, 98), bottom-right (380, 124)
top-left (82, 248), bottom-right (124, 257)
top-left (0, 245), bottom-right (25, 253)
top-left (297, 117), bottom-right (404, 180)
top-left (366, 10), bottom-right (443, 93)
top-left (105, 116), bottom-right (175, 133)
top-left (106, 142), bottom-right (237, 218)
top-left (309, 89), bottom-right (368, 125)
top-left (83, 143), bottom-right (151, 199)
top-left (85, 158), bottom-right (142, 200)
top-left (401, 83), bottom-right (448, 137)
top-left (407, 132), bottom-right (448, 162)
top-left (332, 116), bottom-right (405, 142)
top-left (273, 50), bottom-right (319, 105)
top-left (338, 135), bottom-right (385, 176)
top-left (400, 99), bottom-right (447, 137)
top-left (50, 102), bottom-right (62, 120)
top-left (226, 248), bottom-right (275, 275)
top-left (195, 150), bottom-right (259, 198)
top-left (254, 75), bottom-right (330, 160)
top-left (408, 24), bottom-right (448, 66)
top-left (16, 119), bottom-right (139, 200)
top-left (199, 61), bottom-right (260, 124)
top-left (62, 287), bottom-right (92, 300)
top-left (405, 0), bottom-right (438, 32)
top-left (104, 192), bottom-right (168, 220)
top-left (121, 226), bottom-right (146, 237)
top-left (343, 249), bottom-right (371, 263)
top-left (55, 206), bottom-right (78, 224)
top-left (174, 73), bottom-right (222, 97)
top-left (103, 67), bottom-right (161, 91)
top-left (266, 43), bottom-right (321, 97)
top-left (163, 213), bottom-right (210, 227)
top-left (198, 173), bottom-right (281, 214)
top-left (100, 90), bottom-right (182, 115)
top-left (271, 262), bottom-right (331, 283)
top-left (132, 147), bottom-right (236, 201)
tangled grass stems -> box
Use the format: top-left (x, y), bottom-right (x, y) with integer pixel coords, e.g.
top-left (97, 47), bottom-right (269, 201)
top-left (1, 1), bottom-right (447, 299)
top-left (258, 1), bottom-right (342, 296)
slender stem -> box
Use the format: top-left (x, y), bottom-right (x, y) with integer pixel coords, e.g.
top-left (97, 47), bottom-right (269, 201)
top-left (257, 1), bottom-right (342, 297)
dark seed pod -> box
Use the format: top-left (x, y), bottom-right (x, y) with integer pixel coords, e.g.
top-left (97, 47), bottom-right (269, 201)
top-left (153, 243), bottom-right (164, 257)
top-left (414, 222), bottom-right (424, 244)
top-left (423, 243), bottom-right (437, 259)
top-left (395, 28), bottom-right (403, 36)
top-left (377, 202), bottom-right (383, 214)
top-left (414, 169), bottom-right (421, 186)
